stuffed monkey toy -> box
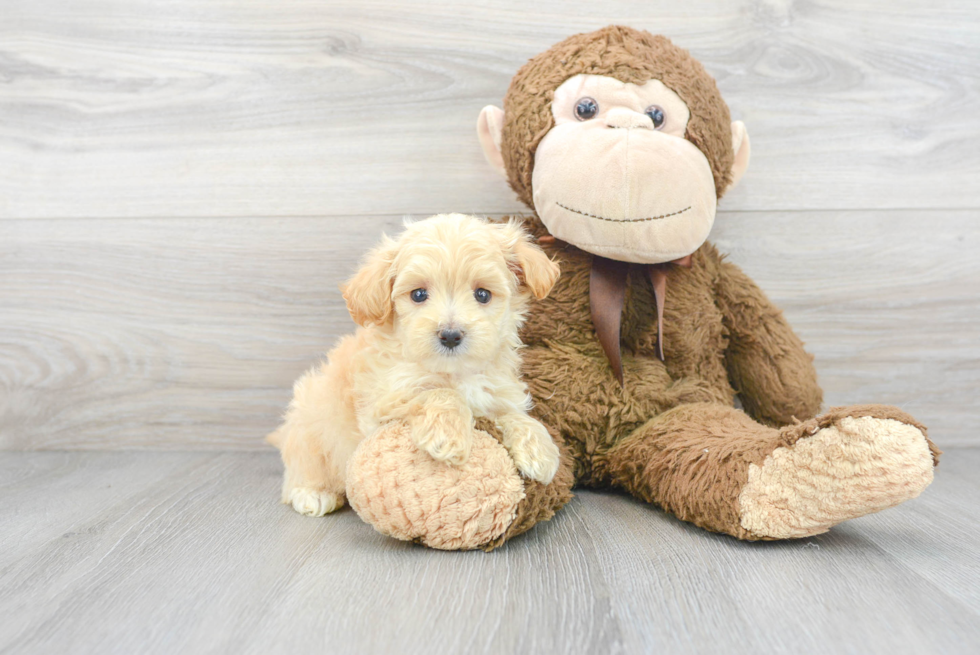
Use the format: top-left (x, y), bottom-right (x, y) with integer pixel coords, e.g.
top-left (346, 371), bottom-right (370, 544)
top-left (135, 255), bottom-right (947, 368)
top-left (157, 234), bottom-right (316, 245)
top-left (344, 25), bottom-right (939, 550)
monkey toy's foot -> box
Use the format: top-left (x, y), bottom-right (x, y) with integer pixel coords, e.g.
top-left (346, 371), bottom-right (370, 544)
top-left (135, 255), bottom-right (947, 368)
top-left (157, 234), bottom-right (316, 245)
top-left (738, 406), bottom-right (940, 539)
top-left (345, 421), bottom-right (526, 550)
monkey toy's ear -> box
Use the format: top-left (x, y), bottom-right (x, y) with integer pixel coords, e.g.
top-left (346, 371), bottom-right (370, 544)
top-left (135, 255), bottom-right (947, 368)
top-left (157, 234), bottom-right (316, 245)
top-left (477, 105), bottom-right (507, 178)
top-left (726, 120), bottom-right (752, 193)
top-left (341, 236), bottom-right (398, 327)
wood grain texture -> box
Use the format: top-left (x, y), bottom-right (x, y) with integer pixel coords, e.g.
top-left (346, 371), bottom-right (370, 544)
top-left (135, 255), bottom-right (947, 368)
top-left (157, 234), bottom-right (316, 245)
top-left (2, 210), bottom-right (977, 450)
top-left (1, 0), bottom-right (978, 219)
top-left (0, 449), bottom-right (977, 655)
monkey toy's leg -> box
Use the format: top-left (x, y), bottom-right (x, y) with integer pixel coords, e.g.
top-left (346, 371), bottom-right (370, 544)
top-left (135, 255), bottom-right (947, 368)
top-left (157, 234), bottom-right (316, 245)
top-left (345, 420), bottom-right (576, 550)
top-left (479, 426), bottom-right (577, 550)
top-left (594, 403), bottom-right (940, 539)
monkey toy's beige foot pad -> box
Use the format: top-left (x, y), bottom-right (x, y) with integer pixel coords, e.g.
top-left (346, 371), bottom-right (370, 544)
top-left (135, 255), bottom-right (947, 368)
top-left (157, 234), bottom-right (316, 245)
top-left (739, 410), bottom-right (938, 539)
top-left (346, 422), bottom-right (526, 550)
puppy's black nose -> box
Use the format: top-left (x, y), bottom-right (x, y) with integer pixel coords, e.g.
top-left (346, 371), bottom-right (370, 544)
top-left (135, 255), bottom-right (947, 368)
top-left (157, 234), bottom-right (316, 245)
top-left (438, 329), bottom-right (463, 350)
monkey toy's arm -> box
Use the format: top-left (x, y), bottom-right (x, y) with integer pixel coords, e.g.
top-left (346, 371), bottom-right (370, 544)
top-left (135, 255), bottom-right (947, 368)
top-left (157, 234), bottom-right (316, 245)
top-left (714, 256), bottom-right (823, 427)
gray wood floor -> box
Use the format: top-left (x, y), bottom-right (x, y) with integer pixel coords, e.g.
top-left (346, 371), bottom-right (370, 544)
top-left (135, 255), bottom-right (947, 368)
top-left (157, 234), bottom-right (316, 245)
top-left (1, 448), bottom-right (978, 655)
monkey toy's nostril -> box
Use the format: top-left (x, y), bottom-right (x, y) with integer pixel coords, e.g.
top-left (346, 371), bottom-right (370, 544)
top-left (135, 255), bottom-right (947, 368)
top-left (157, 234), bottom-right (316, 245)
top-left (604, 107), bottom-right (653, 131)
top-left (438, 329), bottom-right (464, 350)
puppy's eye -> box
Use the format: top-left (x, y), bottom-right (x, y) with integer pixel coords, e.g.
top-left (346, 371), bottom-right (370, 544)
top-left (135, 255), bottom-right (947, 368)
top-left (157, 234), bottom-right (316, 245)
top-left (474, 288), bottom-right (492, 304)
top-left (645, 105), bottom-right (666, 129)
top-left (410, 288), bottom-right (428, 303)
top-left (574, 97), bottom-right (598, 121)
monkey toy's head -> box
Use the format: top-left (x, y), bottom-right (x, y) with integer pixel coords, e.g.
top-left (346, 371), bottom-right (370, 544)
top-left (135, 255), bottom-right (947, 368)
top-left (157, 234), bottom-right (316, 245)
top-left (478, 26), bottom-right (750, 264)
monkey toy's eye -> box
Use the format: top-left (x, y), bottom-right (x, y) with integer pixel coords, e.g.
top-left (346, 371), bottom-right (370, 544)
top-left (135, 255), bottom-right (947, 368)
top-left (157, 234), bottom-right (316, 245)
top-left (645, 105), bottom-right (666, 129)
top-left (410, 288), bottom-right (428, 303)
top-left (474, 288), bottom-right (492, 304)
top-left (574, 97), bottom-right (599, 121)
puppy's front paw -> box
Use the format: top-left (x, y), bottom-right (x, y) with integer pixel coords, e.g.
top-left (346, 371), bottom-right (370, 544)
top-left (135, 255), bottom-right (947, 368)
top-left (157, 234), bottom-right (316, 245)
top-left (415, 426), bottom-right (472, 466)
top-left (407, 390), bottom-right (474, 466)
top-left (285, 487), bottom-right (344, 517)
top-left (505, 420), bottom-right (560, 485)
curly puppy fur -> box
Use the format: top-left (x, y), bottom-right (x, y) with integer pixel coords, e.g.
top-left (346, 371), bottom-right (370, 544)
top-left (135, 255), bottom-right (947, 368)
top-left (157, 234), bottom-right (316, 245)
top-left (268, 214), bottom-right (562, 516)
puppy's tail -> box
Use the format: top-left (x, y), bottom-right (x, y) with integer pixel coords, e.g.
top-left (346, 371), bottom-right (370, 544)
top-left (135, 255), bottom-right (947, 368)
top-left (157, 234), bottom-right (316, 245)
top-left (265, 427), bottom-right (285, 450)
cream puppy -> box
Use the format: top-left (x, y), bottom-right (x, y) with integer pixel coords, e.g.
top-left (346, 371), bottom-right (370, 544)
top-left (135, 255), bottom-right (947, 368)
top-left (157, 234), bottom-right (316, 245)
top-left (269, 213), bottom-right (562, 517)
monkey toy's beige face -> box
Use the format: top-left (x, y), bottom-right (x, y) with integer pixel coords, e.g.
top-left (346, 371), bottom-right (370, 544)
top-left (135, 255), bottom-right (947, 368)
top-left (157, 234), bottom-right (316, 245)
top-left (479, 74), bottom-right (750, 264)
top-left (534, 74), bottom-right (715, 263)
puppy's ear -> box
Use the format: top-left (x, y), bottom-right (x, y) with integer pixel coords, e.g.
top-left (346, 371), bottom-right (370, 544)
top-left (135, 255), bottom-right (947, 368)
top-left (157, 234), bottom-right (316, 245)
top-left (341, 236), bottom-right (398, 327)
top-left (505, 227), bottom-right (560, 300)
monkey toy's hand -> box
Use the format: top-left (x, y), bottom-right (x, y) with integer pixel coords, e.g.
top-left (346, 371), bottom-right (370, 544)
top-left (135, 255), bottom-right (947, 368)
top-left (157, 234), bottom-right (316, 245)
top-left (406, 389), bottom-right (474, 466)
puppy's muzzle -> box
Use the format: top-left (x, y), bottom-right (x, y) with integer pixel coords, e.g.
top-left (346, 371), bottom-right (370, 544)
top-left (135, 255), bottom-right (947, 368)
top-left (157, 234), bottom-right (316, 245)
top-left (438, 328), bottom-right (464, 350)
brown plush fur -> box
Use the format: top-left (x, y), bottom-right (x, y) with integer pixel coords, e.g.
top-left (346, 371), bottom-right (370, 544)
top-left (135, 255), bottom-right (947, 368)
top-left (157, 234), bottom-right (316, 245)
top-left (591, 402), bottom-right (939, 540)
top-left (477, 419), bottom-right (577, 550)
top-left (477, 28), bottom-right (937, 548)
top-left (592, 402), bottom-right (782, 539)
top-left (487, 217), bottom-right (830, 544)
top-left (346, 26), bottom-right (937, 549)
top-left (485, 219), bottom-right (939, 545)
top-left (501, 25), bottom-right (734, 209)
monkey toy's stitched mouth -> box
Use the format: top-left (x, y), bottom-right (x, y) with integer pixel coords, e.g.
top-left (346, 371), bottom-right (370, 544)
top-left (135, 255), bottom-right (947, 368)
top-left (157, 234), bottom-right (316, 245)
top-left (555, 202), bottom-right (691, 223)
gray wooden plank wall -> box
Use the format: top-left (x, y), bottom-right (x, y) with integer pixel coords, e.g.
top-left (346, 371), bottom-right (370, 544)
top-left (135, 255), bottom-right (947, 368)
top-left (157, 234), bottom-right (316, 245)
top-left (1, 0), bottom-right (978, 449)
